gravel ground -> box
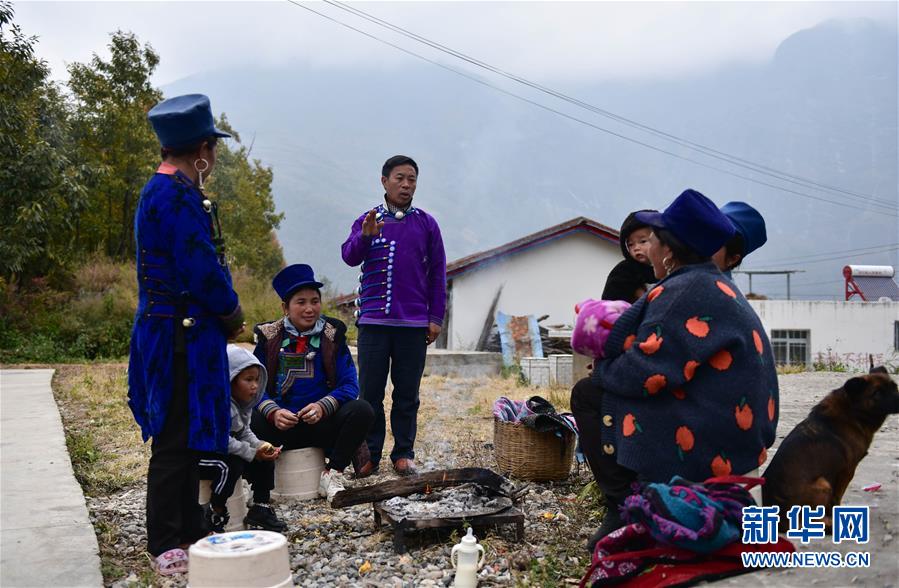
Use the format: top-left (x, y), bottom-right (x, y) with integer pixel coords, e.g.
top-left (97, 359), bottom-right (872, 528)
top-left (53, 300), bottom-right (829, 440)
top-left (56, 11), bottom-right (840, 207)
top-left (95, 376), bottom-right (597, 587)
top-left (82, 371), bottom-right (898, 587)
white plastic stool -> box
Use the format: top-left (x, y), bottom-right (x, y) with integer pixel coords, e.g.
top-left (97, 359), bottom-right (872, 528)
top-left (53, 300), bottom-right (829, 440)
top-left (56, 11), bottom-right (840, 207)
top-left (198, 478), bottom-right (248, 532)
top-left (188, 530), bottom-right (293, 587)
top-left (271, 447), bottom-right (325, 500)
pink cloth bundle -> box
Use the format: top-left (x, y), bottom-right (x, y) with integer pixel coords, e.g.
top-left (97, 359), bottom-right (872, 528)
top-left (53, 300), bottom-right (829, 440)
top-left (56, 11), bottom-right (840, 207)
top-left (571, 299), bottom-right (632, 359)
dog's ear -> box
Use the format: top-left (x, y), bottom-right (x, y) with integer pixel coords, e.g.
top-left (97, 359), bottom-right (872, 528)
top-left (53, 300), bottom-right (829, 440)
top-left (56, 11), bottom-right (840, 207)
top-left (870, 365), bottom-right (889, 375)
top-left (844, 376), bottom-right (870, 400)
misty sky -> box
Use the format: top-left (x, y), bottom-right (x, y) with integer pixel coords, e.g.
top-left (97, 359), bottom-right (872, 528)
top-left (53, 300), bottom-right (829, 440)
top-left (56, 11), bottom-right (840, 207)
top-left (11, 1), bottom-right (899, 299)
top-left (17, 1), bottom-right (898, 87)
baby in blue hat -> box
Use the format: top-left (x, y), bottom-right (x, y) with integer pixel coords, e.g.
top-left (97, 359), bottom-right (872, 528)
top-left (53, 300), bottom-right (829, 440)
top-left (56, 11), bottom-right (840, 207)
top-left (712, 202), bottom-right (768, 278)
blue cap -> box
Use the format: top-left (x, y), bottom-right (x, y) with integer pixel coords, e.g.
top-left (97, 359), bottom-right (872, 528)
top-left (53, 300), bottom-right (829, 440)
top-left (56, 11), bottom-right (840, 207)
top-left (634, 189), bottom-right (735, 257)
top-left (720, 201), bottom-right (767, 257)
top-left (272, 264), bottom-right (324, 301)
top-left (148, 94), bottom-right (231, 148)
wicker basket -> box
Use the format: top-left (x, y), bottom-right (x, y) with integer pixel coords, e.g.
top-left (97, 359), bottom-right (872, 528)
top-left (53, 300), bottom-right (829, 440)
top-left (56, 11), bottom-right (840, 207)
top-left (493, 418), bottom-right (575, 481)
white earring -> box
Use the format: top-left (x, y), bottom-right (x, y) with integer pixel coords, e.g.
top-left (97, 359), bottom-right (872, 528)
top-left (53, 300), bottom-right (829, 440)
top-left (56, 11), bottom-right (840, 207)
top-left (194, 158), bottom-right (210, 189)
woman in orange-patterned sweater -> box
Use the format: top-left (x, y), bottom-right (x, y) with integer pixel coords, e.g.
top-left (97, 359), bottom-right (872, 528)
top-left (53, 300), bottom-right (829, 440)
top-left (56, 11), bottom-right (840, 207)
top-left (572, 189), bottom-right (779, 550)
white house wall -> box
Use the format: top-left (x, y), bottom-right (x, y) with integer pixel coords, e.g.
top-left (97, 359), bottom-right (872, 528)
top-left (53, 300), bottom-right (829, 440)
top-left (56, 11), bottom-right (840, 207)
top-left (448, 231), bottom-right (621, 350)
top-left (748, 300), bottom-right (899, 369)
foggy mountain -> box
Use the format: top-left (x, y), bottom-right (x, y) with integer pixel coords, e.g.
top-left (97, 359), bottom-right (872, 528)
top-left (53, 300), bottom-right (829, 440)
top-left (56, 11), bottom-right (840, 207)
top-left (165, 18), bottom-right (898, 299)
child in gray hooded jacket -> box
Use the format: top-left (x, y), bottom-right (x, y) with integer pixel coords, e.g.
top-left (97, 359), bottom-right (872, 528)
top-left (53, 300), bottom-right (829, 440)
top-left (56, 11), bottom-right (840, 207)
top-left (197, 345), bottom-right (287, 532)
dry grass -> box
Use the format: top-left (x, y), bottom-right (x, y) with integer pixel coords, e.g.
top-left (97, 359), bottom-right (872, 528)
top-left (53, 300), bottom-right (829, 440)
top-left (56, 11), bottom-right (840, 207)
top-left (52, 365), bottom-right (148, 494)
top-left (73, 256), bottom-right (136, 296)
top-left (467, 376), bottom-right (572, 417)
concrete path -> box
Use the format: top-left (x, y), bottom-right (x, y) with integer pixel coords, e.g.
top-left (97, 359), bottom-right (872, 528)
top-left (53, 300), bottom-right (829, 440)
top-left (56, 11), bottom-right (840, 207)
top-left (1, 369), bottom-right (103, 588)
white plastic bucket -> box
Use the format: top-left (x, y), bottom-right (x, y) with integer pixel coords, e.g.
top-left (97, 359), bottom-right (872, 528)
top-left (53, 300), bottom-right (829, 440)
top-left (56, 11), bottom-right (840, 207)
top-left (188, 530), bottom-right (293, 587)
top-left (271, 447), bottom-right (325, 500)
top-left (198, 478), bottom-right (247, 532)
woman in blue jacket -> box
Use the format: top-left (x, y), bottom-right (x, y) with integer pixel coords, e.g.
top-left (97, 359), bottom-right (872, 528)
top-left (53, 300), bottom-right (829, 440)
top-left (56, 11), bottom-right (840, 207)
top-left (128, 94), bottom-right (243, 575)
top-left (252, 264), bottom-right (374, 504)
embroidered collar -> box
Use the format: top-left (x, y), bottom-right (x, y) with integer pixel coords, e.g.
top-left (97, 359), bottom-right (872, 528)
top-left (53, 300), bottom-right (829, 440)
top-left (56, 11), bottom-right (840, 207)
top-left (383, 196), bottom-right (413, 216)
top-left (156, 162), bottom-right (198, 187)
top-left (156, 162), bottom-right (180, 175)
top-left (283, 316), bottom-right (325, 338)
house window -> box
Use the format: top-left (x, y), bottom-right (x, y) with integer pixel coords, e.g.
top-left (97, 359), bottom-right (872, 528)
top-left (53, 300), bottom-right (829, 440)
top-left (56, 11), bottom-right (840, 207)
top-left (771, 329), bottom-right (810, 367)
top-left (894, 321), bottom-right (899, 352)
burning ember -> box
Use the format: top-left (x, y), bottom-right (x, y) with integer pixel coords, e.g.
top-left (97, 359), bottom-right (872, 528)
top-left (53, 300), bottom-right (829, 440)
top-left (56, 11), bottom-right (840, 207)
top-left (329, 468), bottom-right (525, 553)
top-left (379, 484), bottom-right (513, 520)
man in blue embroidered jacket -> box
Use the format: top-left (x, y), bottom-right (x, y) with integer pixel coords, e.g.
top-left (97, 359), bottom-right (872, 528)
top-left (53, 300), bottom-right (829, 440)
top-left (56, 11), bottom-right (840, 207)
top-left (128, 94), bottom-right (243, 568)
top-left (341, 155), bottom-right (447, 476)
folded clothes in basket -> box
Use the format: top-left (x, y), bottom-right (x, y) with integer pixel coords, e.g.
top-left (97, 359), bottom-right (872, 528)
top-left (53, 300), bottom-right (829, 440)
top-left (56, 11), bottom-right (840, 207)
top-left (493, 396), bottom-right (535, 422)
top-left (493, 395), bottom-right (579, 438)
top-left (494, 395), bottom-right (585, 467)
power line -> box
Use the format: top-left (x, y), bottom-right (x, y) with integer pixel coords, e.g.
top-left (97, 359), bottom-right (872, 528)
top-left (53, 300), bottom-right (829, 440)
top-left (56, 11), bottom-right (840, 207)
top-left (758, 245), bottom-right (899, 268)
top-left (284, 1), bottom-right (898, 216)
top-left (321, 0), bottom-right (899, 213)
top-left (761, 242), bottom-right (899, 264)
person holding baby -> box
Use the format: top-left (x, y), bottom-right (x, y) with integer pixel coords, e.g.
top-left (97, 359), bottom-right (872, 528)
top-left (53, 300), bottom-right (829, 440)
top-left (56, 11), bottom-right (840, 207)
top-left (570, 189), bottom-right (779, 551)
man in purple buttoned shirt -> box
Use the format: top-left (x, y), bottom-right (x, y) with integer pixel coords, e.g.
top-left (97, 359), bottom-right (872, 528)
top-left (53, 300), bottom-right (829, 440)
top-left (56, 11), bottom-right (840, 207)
top-left (341, 155), bottom-right (446, 476)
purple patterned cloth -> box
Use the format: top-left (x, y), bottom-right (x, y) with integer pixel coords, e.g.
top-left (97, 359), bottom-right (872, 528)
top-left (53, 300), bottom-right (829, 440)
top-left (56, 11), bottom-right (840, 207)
top-left (620, 476), bottom-right (756, 554)
top-left (493, 396), bottom-right (535, 422)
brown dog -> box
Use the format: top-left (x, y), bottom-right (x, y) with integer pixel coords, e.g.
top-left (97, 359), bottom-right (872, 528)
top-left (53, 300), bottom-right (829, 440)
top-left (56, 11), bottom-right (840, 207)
top-left (762, 370), bottom-right (899, 528)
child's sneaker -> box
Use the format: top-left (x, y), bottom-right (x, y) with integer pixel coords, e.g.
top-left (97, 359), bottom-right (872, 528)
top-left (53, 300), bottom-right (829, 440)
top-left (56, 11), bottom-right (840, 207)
top-left (318, 469), bottom-right (346, 504)
top-left (244, 504), bottom-right (287, 532)
top-left (203, 503), bottom-right (230, 533)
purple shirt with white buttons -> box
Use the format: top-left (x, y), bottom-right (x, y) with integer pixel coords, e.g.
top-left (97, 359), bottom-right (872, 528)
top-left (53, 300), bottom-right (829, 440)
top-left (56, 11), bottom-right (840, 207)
top-left (341, 204), bottom-right (447, 328)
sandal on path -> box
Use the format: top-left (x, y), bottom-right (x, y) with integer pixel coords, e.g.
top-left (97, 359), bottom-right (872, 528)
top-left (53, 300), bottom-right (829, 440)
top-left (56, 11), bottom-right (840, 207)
top-left (153, 548), bottom-right (189, 576)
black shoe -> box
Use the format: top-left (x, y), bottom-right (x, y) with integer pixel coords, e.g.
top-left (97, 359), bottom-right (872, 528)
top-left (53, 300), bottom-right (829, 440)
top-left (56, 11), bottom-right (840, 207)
top-left (244, 504), bottom-right (287, 532)
top-left (203, 503), bottom-right (230, 533)
top-left (586, 508), bottom-right (624, 553)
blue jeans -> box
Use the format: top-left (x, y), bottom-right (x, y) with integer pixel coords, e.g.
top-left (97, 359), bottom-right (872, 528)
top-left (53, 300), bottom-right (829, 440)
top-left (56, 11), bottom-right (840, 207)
top-left (357, 324), bottom-right (428, 464)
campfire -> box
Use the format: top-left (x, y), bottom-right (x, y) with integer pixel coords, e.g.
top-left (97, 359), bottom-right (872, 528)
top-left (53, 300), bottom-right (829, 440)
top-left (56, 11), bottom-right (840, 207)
top-left (380, 483), bottom-right (514, 519)
top-left (332, 468), bottom-right (526, 553)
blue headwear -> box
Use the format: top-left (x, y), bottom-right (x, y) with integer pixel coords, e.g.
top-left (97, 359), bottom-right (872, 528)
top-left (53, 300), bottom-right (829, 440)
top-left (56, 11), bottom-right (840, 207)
top-left (720, 201), bottom-right (767, 257)
top-left (635, 189), bottom-right (735, 257)
top-left (272, 264), bottom-right (324, 301)
top-left (148, 94), bottom-right (231, 148)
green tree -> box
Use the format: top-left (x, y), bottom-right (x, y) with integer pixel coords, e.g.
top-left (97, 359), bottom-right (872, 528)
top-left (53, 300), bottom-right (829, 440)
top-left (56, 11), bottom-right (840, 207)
top-left (208, 117), bottom-right (285, 277)
top-left (67, 31), bottom-right (161, 259)
top-left (0, 2), bottom-right (86, 279)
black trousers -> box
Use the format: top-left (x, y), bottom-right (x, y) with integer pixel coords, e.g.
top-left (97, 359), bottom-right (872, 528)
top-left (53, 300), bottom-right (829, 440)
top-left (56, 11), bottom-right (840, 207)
top-left (570, 377), bottom-right (639, 505)
top-left (251, 399), bottom-right (374, 471)
top-left (197, 452), bottom-right (275, 507)
top-left (146, 349), bottom-right (207, 556)
top-left (357, 324), bottom-right (428, 464)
